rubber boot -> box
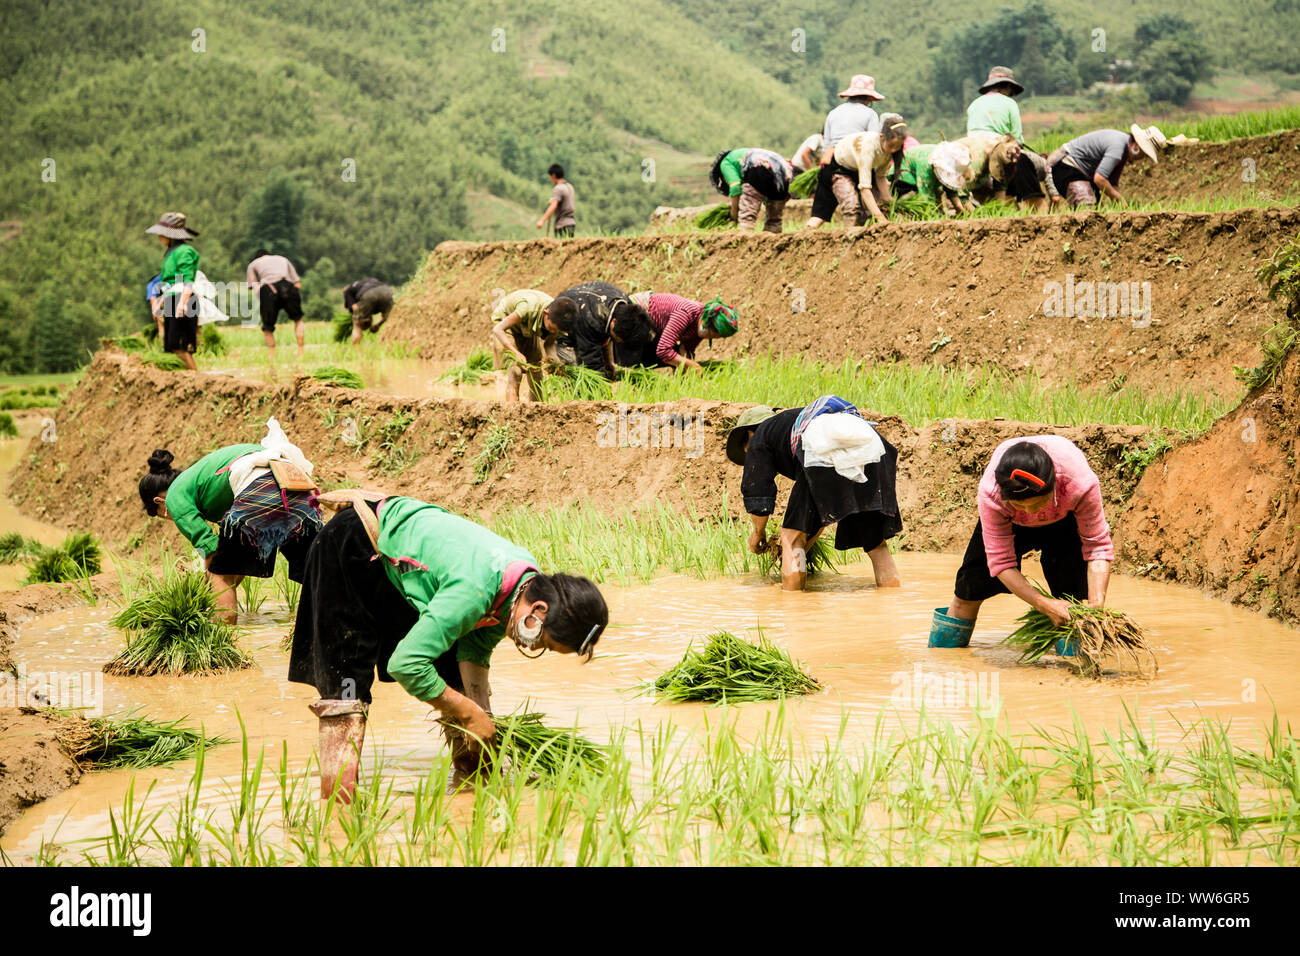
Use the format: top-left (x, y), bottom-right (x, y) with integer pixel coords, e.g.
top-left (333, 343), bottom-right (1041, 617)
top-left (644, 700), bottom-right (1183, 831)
top-left (928, 607), bottom-right (976, 648)
top-left (309, 699), bottom-right (367, 804)
top-left (1055, 637), bottom-right (1079, 657)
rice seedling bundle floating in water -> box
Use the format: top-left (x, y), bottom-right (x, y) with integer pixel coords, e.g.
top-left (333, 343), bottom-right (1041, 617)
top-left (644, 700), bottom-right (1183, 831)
top-left (438, 711), bottom-right (607, 778)
top-left (694, 203), bottom-right (733, 230)
top-left (651, 630), bottom-right (821, 703)
top-left (0, 532), bottom-right (44, 563)
top-left (105, 570), bottom-right (255, 676)
top-left (758, 537), bottom-right (838, 580)
top-left (438, 348), bottom-right (495, 384)
top-left (1003, 597), bottom-right (1156, 678)
top-left (311, 365), bottom-right (365, 389)
top-left (0, 412), bottom-right (18, 438)
top-left (788, 166), bottom-right (819, 199)
top-left (56, 711), bottom-right (226, 769)
top-left (22, 532), bottom-right (103, 584)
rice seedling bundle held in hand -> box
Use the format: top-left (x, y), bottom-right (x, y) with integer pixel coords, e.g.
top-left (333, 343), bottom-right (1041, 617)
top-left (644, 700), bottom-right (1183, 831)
top-left (788, 166), bottom-right (819, 199)
top-left (439, 711), bottom-right (607, 778)
top-left (651, 630), bottom-right (821, 703)
top-left (106, 570), bottom-right (255, 675)
top-left (1003, 596), bottom-right (1156, 678)
top-left (758, 536), bottom-right (838, 580)
top-left (694, 203), bottom-right (733, 230)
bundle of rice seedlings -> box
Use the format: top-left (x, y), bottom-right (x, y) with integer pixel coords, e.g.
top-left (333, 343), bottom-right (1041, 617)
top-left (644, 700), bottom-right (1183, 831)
top-left (0, 412), bottom-right (17, 438)
top-left (437, 711), bottom-right (607, 778)
top-left (311, 365), bottom-right (364, 389)
top-left (103, 333), bottom-right (148, 352)
top-left (891, 193), bottom-right (941, 220)
top-left (438, 348), bottom-right (495, 384)
top-left (139, 351), bottom-right (186, 371)
top-left (537, 363), bottom-right (613, 401)
top-left (57, 711), bottom-right (226, 770)
top-left (22, 532), bottom-right (103, 584)
top-left (788, 167), bottom-right (819, 199)
top-left (650, 630), bottom-right (821, 703)
top-left (105, 570), bottom-right (254, 675)
top-left (757, 537), bottom-right (838, 580)
top-left (198, 325), bottom-right (227, 356)
top-left (694, 203), bottom-right (733, 230)
top-left (331, 311), bottom-right (354, 343)
top-left (1003, 596), bottom-right (1157, 677)
top-left (0, 532), bottom-right (43, 563)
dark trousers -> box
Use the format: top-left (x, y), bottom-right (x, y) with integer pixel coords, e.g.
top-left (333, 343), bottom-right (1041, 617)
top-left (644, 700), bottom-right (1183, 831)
top-left (954, 513), bottom-right (1088, 602)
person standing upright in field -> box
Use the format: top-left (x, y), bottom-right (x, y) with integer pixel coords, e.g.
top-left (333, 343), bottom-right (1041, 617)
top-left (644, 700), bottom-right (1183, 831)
top-left (537, 164), bottom-right (576, 237)
top-left (965, 66), bottom-right (1025, 143)
top-left (805, 74), bottom-right (886, 229)
top-left (246, 249), bottom-right (305, 361)
top-left (146, 212), bottom-right (201, 371)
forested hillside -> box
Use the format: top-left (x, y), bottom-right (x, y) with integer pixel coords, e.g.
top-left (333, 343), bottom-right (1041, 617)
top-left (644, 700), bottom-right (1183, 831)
top-left (1, 0), bottom-right (1297, 373)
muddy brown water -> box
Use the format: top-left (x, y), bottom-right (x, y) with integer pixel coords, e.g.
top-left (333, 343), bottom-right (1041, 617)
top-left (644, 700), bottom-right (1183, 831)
top-left (204, 351), bottom-right (501, 402)
top-left (3, 553), bottom-right (1297, 860)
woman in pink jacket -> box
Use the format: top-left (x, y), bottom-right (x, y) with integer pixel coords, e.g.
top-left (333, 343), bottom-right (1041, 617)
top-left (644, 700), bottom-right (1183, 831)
top-left (929, 435), bottom-right (1114, 647)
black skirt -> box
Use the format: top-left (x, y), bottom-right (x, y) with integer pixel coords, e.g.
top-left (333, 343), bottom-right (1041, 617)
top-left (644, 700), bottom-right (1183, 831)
top-left (953, 513), bottom-right (1088, 602)
top-left (162, 293), bottom-right (198, 353)
top-left (781, 437), bottom-right (903, 551)
top-left (809, 162), bottom-right (845, 221)
top-left (287, 507), bottom-right (463, 703)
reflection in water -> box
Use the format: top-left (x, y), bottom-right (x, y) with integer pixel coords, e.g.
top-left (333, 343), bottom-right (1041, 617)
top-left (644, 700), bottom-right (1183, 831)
top-left (3, 552), bottom-right (1297, 857)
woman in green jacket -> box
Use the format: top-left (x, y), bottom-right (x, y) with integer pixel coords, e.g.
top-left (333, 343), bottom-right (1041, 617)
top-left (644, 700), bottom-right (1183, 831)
top-left (288, 492), bottom-right (609, 801)
top-left (137, 443), bottom-right (323, 622)
top-left (145, 212), bottom-right (202, 370)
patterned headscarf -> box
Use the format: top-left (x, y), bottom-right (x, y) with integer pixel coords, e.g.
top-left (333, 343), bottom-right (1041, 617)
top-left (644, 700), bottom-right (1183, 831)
top-left (701, 297), bottom-right (738, 337)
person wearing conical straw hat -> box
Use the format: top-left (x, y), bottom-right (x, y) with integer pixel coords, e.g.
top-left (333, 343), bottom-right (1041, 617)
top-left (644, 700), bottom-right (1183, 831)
top-left (288, 490), bottom-right (609, 802)
top-left (726, 397), bottom-right (903, 591)
top-left (145, 211), bottom-right (202, 371)
top-left (805, 74), bottom-right (885, 229)
top-left (966, 66), bottom-right (1025, 143)
top-left (928, 436), bottom-right (1115, 649)
top-left (1046, 124), bottom-right (1167, 207)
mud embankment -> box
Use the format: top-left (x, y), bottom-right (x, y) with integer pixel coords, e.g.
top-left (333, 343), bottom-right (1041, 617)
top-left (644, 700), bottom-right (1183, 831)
top-left (1118, 350), bottom-right (1300, 624)
top-left (10, 351), bottom-right (1155, 560)
top-left (391, 208), bottom-right (1298, 400)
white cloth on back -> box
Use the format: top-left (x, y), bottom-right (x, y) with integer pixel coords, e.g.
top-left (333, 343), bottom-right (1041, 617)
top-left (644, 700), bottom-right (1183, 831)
top-left (226, 418), bottom-right (316, 496)
top-left (192, 271), bottom-right (228, 326)
top-left (801, 413), bottom-right (885, 481)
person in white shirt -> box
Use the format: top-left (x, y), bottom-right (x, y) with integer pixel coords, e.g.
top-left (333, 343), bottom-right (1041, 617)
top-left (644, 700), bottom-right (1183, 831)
top-left (246, 249), bottom-right (305, 360)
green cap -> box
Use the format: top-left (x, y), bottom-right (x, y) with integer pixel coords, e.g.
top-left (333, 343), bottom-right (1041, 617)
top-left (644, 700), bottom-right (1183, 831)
top-left (726, 405), bottom-right (776, 465)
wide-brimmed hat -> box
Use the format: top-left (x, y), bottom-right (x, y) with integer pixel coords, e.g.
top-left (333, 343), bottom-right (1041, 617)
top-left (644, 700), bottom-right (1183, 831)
top-left (145, 212), bottom-right (199, 240)
top-left (986, 135), bottom-right (1022, 183)
top-left (1130, 124), bottom-right (1166, 163)
top-left (838, 75), bottom-right (884, 100)
top-left (979, 66), bottom-right (1024, 96)
top-left (930, 141), bottom-right (974, 192)
top-left (726, 405), bottom-right (776, 466)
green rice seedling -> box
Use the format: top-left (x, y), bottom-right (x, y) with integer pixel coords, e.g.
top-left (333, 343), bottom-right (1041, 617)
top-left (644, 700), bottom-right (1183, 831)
top-left (22, 532), bottom-right (102, 584)
top-left (332, 312), bottom-right (354, 343)
top-left (536, 363), bottom-right (613, 402)
top-left (788, 167), bottom-right (819, 199)
top-left (471, 420), bottom-right (514, 484)
top-left (239, 575), bottom-right (268, 614)
top-left (1234, 322), bottom-right (1298, 391)
top-left (1003, 595), bottom-right (1156, 677)
top-left (447, 711), bottom-right (608, 778)
top-left (694, 203), bottom-right (733, 230)
top-left (139, 351), bottom-right (186, 371)
top-left (57, 711), bottom-right (226, 770)
top-left (891, 194), bottom-right (942, 220)
top-left (438, 349), bottom-right (495, 384)
top-left (0, 412), bottom-right (18, 438)
top-left (273, 554), bottom-right (301, 616)
top-left (198, 325), bottom-right (227, 356)
top-left (103, 333), bottom-right (149, 352)
top-left (105, 569), bottom-right (255, 675)
top-left (650, 630), bottom-right (821, 703)
top-left (370, 409), bottom-right (418, 476)
top-left (757, 536), bottom-right (839, 580)
top-left (0, 532), bottom-right (43, 563)
top-left (310, 366), bottom-right (364, 389)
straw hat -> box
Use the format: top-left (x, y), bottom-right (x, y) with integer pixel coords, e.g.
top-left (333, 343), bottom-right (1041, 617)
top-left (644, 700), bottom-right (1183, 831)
top-left (726, 405), bottom-right (776, 466)
top-left (979, 66), bottom-right (1024, 96)
top-left (838, 75), bottom-right (885, 100)
top-left (145, 212), bottom-right (200, 240)
top-left (1130, 124), bottom-right (1167, 163)
top-left (930, 141), bottom-right (974, 192)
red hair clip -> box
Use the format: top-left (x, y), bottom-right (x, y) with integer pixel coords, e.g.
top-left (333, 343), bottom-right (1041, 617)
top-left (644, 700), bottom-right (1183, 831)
top-left (1009, 468), bottom-right (1046, 488)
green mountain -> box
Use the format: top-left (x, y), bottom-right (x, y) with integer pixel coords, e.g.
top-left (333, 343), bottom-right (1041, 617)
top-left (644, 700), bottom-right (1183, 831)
top-left (0, 0), bottom-right (1296, 372)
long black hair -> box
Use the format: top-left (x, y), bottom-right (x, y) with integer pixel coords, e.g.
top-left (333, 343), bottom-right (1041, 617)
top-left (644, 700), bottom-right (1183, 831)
top-left (994, 441), bottom-right (1057, 501)
top-left (610, 299), bottom-right (653, 346)
top-left (525, 572), bottom-right (609, 658)
top-left (138, 449), bottom-right (182, 515)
